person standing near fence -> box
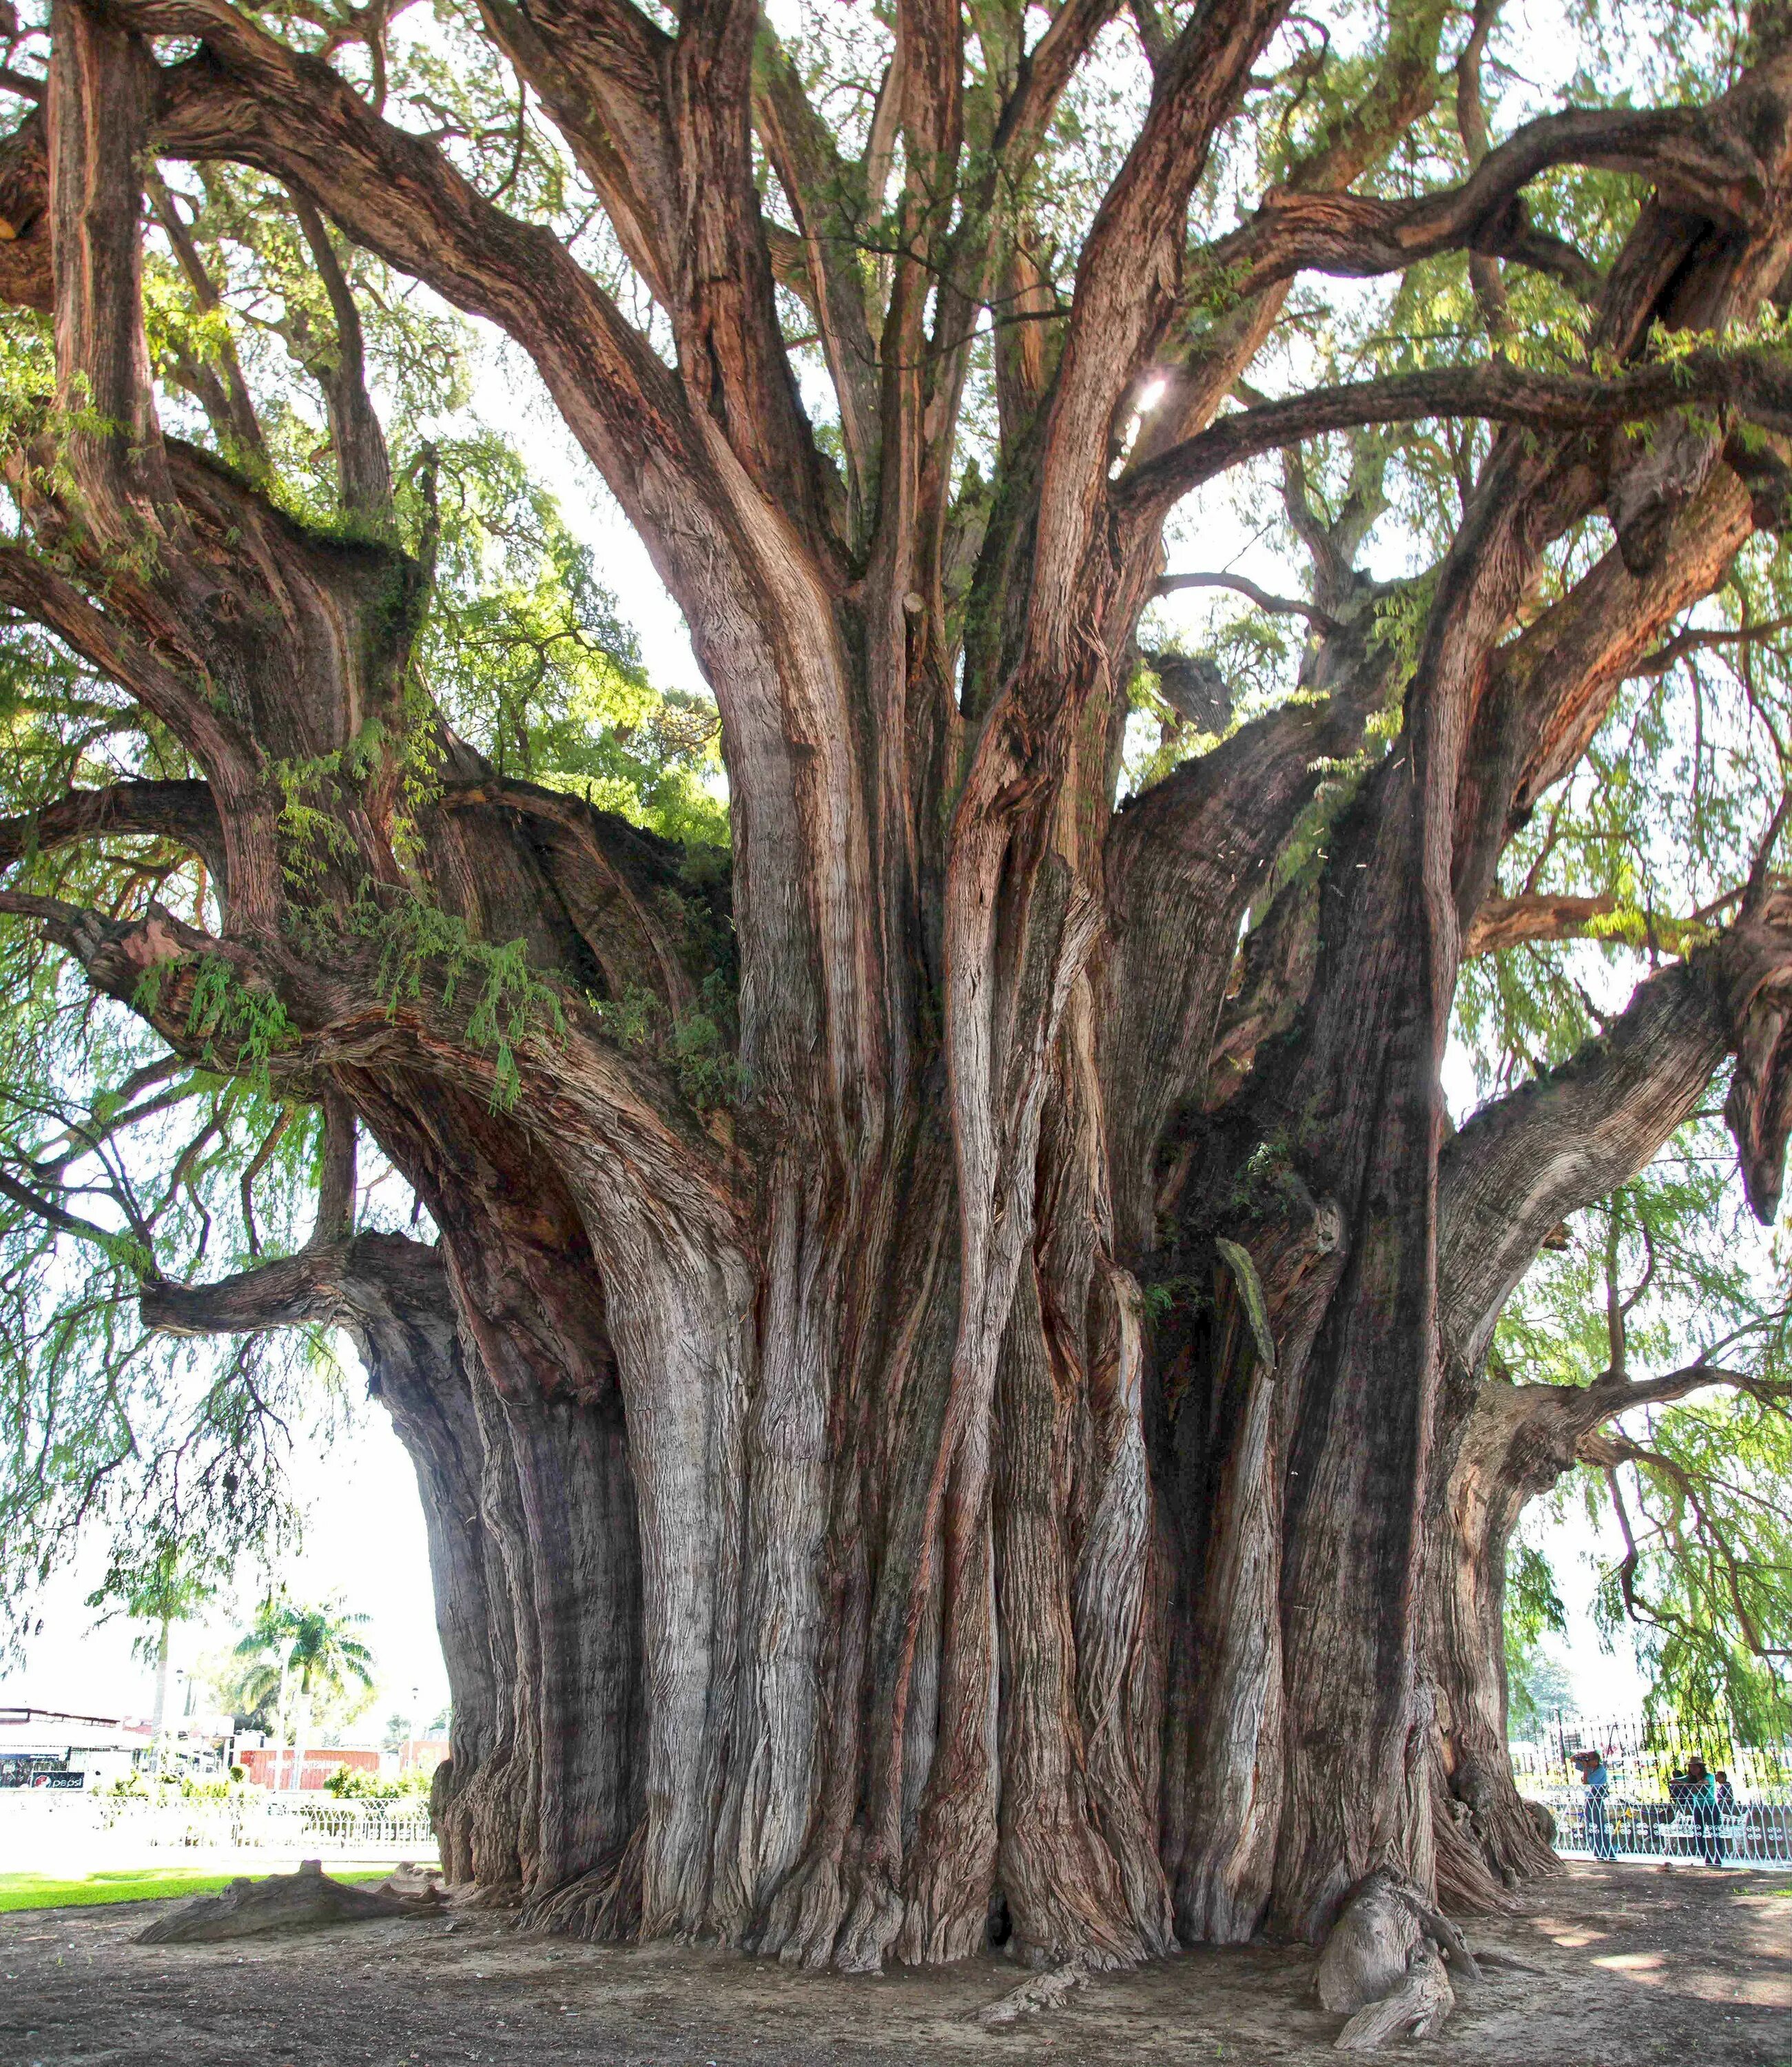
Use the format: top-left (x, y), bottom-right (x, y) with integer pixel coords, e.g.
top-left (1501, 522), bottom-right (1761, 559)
top-left (1574, 1749), bottom-right (1616, 1860)
top-left (1685, 1758), bottom-right (1725, 1867)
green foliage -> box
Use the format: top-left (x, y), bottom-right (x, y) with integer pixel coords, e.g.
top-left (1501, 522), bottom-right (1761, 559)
top-left (85, 1533), bottom-right (229, 1669)
top-left (1505, 1543), bottom-right (1573, 1738)
top-left (351, 889), bottom-right (565, 1110)
top-left (593, 971), bottom-right (739, 1111)
top-left (229, 1593), bottom-right (378, 1725)
top-left (421, 433), bottom-right (728, 847)
top-left (322, 1762), bottom-right (433, 1801)
top-left (1591, 1388), bottom-right (1792, 1742)
top-left (1496, 1167), bottom-right (1792, 1738)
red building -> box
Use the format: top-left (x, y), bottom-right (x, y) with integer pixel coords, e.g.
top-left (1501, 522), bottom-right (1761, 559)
top-left (238, 1745), bottom-right (379, 1791)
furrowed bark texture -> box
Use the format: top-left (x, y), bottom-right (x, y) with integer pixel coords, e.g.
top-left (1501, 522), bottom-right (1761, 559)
top-left (10, 0), bottom-right (1792, 1977)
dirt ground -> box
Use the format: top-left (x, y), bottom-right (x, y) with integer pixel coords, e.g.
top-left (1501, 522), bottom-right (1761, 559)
top-left (1, 1860), bottom-right (1786, 2067)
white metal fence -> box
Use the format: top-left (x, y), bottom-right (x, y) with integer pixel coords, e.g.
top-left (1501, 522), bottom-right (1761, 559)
top-left (1512, 1714), bottom-right (1792, 1869)
top-left (1534, 1789), bottom-right (1792, 1864)
top-left (1, 1787), bottom-right (435, 1857)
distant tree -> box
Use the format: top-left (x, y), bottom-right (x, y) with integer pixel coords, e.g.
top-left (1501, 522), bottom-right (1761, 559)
top-left (1503, 1543), bottom-right (1574, 1739)
top-left (85, 1534), bottom-right (228, 1773)
top-left (231, 1594), bottom-right (377, 1772)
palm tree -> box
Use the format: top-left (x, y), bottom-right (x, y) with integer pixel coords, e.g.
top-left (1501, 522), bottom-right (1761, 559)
top-left (87, 1537), bottom-right (225, 1778)
top-left (233, 1596), bottom-right (376, 1790)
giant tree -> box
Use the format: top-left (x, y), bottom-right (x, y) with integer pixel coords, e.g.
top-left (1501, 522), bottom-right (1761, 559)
top-left (6, 0), bottom-right (1792, 1969)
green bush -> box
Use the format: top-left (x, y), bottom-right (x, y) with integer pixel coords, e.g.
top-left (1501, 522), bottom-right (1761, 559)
top-left (321, 1763), bottom-right (434, 1801)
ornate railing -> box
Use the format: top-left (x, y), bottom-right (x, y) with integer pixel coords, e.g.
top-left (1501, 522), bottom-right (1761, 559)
top-left (1512, 1713), bottom-right (1792, 1867)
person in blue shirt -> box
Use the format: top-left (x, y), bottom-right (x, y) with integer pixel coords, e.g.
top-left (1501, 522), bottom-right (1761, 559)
top-left (1574, 1749), bottom-right (1615, 1860)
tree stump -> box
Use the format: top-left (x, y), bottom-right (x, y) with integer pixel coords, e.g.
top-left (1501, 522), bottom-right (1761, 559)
top-left (136, 1860), bottom-right (442, 1943)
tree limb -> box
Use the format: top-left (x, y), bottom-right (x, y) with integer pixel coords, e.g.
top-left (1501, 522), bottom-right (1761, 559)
top-left (1024, 0), bottom-right (1289, 670)
top-left (752, 33), bottom-right (881, 515)
top-left (1195, 96), bottom-right (1760, 310)
top-left (1439, 894), bottom-right (1792, 1362)
top-left (1120, 350), bottom-right (1792, 517)
top-left (291, 196), bottom-right (393, 517)
top-left (1152, 569), bottom-right (1337, 627)
top-left (470, 0), bottom-right (677, 302)
top-left (147, 172), bottom-right (269, 470)
top-left (0, 780), bottom-right (225, 879)
top-left (141, 1226), bottom-right (447, 1339)
top-left (0, 549), bottom-right (262, 800)
top-left (1462, 894), bottom-right (1620, 956)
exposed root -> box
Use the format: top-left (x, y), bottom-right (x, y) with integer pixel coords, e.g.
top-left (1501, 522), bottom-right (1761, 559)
top-left (520, 1827), bottom-right (644, 1941)
top-left (754, 1850), bottom-right (848, 1968)
top-left (974, 1959), bottom-right (1091, 2026)
top-left (1317, 1865), bottom-right (1481, 2048)
top-left (754, 1833), bottom-right (903, 1972)
top-left (1334, 1940), bottom-right (1454, 2050)
top-left (1476, 1948), bottom-right (1546, 1975)
top-left (831, 1860), bottom-right (905, 1974)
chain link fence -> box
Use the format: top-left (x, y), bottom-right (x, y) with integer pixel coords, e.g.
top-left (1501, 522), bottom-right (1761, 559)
top-left (1512, 1714), bottom-right (1792, 1867)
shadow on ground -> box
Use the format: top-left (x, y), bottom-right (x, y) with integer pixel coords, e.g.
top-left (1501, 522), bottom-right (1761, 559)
top-left (1, 1860), bottom-right (1785, 2066)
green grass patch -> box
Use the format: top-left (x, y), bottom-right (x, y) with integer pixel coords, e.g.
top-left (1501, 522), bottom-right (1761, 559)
top-left (0, 1866), bottom-right (394, 1913)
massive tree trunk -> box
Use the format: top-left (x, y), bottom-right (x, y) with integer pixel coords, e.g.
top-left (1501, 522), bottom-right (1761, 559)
top-left (10, 0), bottom-right (1792, 1973)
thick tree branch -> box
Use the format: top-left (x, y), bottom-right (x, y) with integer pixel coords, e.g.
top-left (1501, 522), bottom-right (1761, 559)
top-left (1025, 0), bottom-right (1289, 667)
top-left (48, 0), bottom-right (167, 530)
top-left (471, 0), bottom-right (677, 302)
top-left (1153, 568), bottom-right (1336, 627)
top-left (0, 779), bottom-right (225, 878)
top-left (752, 36), bottom-right (880, 516)
top-left (0, 546), bottom-right (263, 797)
top-left (1438, 896), bottom-right (1792, 1363)
top-left (1462, 893), bottom-right (1618, 957)
top-left (1120, 351), bottom-right (1792, 518)
top-left (147, 172), bottom-right (269, 470)
top-left (431, 772), bottom-right (723, 1016)
top-left (141, 1225), bottom-right (446, 1339)
top-left (0, 886), bottom-right (743, 1239)
top-left (115, 2), bottom-right (706, 540)
top-left (1479, 469), bottom-right (1758, 867)
top-left (1103, 607), bottom-right (1399, 1244)
top-left (291, 196), bottom-right (393, 517)
top-left (1196, 96), bottom-right (1764, 310)
top-left (667, 0), bottom-right (841, 551)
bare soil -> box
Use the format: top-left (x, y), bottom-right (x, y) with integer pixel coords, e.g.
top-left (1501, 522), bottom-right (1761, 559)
top-left (1, 1862), bottom-right (1786, 2067)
